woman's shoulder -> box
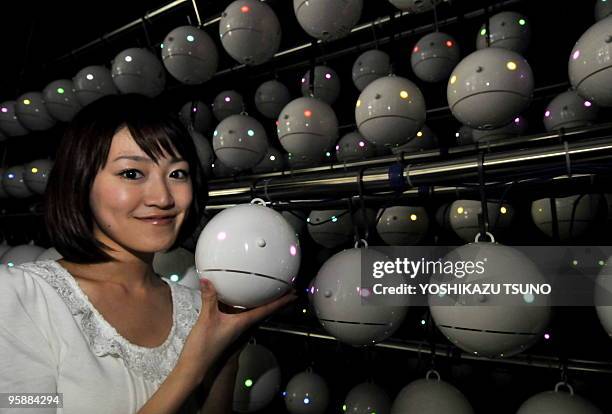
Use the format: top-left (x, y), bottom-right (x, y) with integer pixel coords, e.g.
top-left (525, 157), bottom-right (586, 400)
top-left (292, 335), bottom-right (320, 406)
top-left (0, 260), bottom-right (61, 303)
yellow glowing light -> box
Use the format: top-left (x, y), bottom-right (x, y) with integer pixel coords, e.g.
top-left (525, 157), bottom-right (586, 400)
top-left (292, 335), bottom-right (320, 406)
top-left (500, 206), bottom-right (507, 214)
top-left (450, 75), bottom-right (457, 85)
top-left (416, 131), bottom-right (423, 137)
top-left (400, 90), bottom-right (409, 99)
top-left (457, 207), bottom-right (464, 214)
top-left (410, 214), bottom-right (417, 221)
top-left (31, 167), bottom-right (38, 174)
top-left (506, 61), bottom-right (517, 71)
top-left (356, 99), bottom-right (361, 108)
top-left (23, 99), bottom-right (31, 105)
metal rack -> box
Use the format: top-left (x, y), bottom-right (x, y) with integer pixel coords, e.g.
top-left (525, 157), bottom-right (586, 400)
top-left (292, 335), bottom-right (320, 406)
top-left (260, 323), bottom-right (612, 375)
top-left (205, 127), bottom-right (612, 207)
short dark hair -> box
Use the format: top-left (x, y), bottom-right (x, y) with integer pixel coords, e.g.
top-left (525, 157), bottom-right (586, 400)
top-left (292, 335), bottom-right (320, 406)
top-left (44, 94), bottom-right (207, 264)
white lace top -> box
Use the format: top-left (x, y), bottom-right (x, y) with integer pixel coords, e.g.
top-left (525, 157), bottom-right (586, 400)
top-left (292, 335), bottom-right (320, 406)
top-left (0, 260), bottom-right (203, 414)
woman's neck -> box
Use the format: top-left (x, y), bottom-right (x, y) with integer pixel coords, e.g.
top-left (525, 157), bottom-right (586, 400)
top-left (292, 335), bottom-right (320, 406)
top-left (57, 256), bottom-right (160, 294)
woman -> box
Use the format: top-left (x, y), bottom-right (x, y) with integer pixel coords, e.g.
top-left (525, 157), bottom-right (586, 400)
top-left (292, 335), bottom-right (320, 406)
top-left (0, 94), bottom-right (296, 413)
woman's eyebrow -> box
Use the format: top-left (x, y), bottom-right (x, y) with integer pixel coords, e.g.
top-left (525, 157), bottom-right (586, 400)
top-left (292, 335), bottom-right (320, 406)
top-left (112, 155), bottom-right (185, 163)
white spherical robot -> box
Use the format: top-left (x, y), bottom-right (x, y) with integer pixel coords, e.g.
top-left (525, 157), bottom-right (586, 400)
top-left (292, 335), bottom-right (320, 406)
top-left (429, 242), bottom-right (551, 357)
top-left (0, 243), bottom-right (46, 266)
top-left (388, 0), bottom-right (441, 13)
top-left (531, 194), bottom-right (603, 240)
top-left (153, 247), bottom-right (195, 281)
top-left (301, 66), bottom-right (341, 105)
top-left (42, 79), bottom-right (82, 122)
top-left (0, 101), bottom-right (29, 136)
top-left (356, 75), bottom-right (426, 147)
top-left (212, 90), bottom-right (245, 121)
top-left (180, 100), bottom-right (212, 133)
top-left (307, 210), bottom-right (353, 248)
top-left (212, 158), bottom-right (236, 178)
top-left (376, 206), bottom-right (429, 245)
top-left (23, 159), bottom-right (54, 195)
top-left (162, 25), bottom-right (218, 85)
top-left (344, 382), bottom-right (391, 414)
top-left (435, 203), bottom-right (453, 231)
top-left (15, 92), bottom-right (56, 131)
top-left (411, 32), bottom-right (461, 83)
top-left (2, 166), bottom-right (33, 199)
top-left (569, 16), bottom-right (612, 106)
top-left (233, 342), bottom-right (281, 413)
top-left (313, 248), bottom-right (408, 346)
top-left (252, 147), bottom-right (285, 173)
top-left (36, 247), bottom-right (62, 261)
top-left (73, 65), bottom-right (118, 106)
top-left (517, 385), bottom-right (603, 414)
top-left (448, 48), bottom-right (534, 129)
top-left (255, 80), bottom-right (291, 119)
top-left (277, 97), bottom-right (338, 162)
top-left (449, 199), bottom-right (514, 242)
top-left (391, 373), bottom-right (474, 414)
top-left (195, 202), bottom-right (300, 308)
top-left (293, 0), bottom-right (363, 41)
top-left (352, 49), bottom-right (392, 91)
top-left (220, 0), bottom-right (281, 66)
top-left (111, 48), bottom-right (166, 97)
top-left (594, 254), bottom-right (612, 338)
top-left (390, 124), bottom-right (438, 153)
top-left (455, 125), bottom-right (474, 145)
top-left (284, 369), bottom-right (330, 414)
top-left (213, 114), bottom-right (268, 171)
top-left (472, 115), bottom-right (527, 143)
top-left (282, 211), bottom-right (307, 239)
top-left (596, 0), bottom-right (612, 21)
top-left (476, 11), bottom-right (531, 54)
top-left (543, 90), bottom-right (599, 131)
top-left (335, 131), bottom-right (376, 162)
top-left (189, 130), bottom-right (213, 177)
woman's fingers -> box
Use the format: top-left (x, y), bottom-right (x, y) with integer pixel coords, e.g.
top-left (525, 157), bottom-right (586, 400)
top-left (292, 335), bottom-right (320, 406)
top-left (238, 291), bottom-right (298, 326)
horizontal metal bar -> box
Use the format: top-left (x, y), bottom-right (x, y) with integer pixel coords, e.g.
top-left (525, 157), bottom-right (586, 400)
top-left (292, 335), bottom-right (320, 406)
top-left (259, 324), bottom-right (612, 374)
top-left (53, 0), bottom-right (190, 62)
top-left (206, 126), bottom-right (612, 205)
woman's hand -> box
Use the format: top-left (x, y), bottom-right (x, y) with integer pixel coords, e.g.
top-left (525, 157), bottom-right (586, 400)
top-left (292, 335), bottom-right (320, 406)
top-left (176, 278), bottom-right (297, 385)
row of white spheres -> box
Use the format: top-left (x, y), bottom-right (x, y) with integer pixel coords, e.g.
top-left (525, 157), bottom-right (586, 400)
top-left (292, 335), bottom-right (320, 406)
top-left (231, 340), bottom-right (604, 414)
top-left (0, 160), bottom-right (54, 199)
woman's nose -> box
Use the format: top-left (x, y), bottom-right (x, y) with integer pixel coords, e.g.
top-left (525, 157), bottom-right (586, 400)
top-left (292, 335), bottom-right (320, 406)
top-left (144, 175), bottom-right (175, 208)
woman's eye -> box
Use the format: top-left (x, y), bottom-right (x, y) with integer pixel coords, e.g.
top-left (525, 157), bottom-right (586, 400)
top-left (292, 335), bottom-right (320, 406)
top-left (118, 169), bottom-right (144, 180)
top-left (171, 169), bottom-right (190, 179)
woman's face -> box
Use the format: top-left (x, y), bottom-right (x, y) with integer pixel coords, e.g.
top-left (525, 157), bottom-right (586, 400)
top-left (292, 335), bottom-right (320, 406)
top-left (89, 127), bottom-right (193, 255)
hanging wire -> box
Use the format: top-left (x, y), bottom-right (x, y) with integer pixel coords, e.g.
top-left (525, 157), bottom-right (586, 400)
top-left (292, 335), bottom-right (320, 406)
top-left (141, 16), bottom-right (153, 51)
top-left (432, 0), bottom-right (440, 32)
top-left (477, 152), bottom-right (491, 241)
